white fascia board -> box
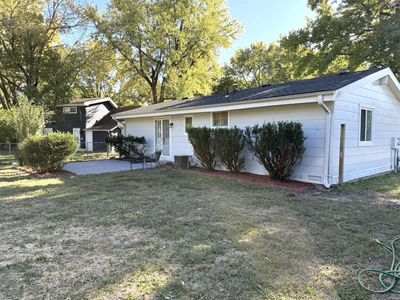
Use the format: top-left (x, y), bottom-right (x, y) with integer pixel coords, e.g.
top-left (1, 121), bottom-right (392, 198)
top-left (335, 68), bottom-right (400, 100)
top-left (59, 98), bottom-right (118, 108)
top-left (114, 92), bottom-right (334, 120)
top-left (85, 98), bottom-right (118, 108)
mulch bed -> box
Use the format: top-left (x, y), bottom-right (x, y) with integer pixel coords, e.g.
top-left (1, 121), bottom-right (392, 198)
top-left (19, 166), bottom-right (75, 179)
top-left (184, 167), bottom-right (315, 192)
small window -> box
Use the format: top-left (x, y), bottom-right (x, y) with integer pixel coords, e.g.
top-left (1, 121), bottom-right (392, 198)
top-left (185, 116), bottom-right (192, 133)
top-left (212, 111), bottom-right (228, 127)
top-left (43, 128), bottom-right (53, 135)
top-left (63, 106), bottom-right (77, 114)
top-left (360, 108), bottom-right (373, 143)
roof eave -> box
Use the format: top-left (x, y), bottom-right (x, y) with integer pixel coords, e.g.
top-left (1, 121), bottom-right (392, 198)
top-left (58, 98), bottom-right (118, 108)
top-left (114, 91), bottom-right (335, 120)
top-left (335, 67), bottom-right (400, 100)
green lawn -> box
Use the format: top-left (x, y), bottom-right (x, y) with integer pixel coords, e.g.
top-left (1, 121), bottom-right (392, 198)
top-left (340, 172), bottom-right (400, 198)
top-left (1, 155), bottom-right (399, 299)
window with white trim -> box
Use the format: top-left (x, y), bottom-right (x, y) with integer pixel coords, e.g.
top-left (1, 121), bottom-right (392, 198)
top-left (63, 106), bottom-right (77, 114)
top-left (212, 111), bottom-right (228, 127)
top-left (184, 116), bottom-right (192, 133)
top-left (360, 108), bottom-right (373, 142)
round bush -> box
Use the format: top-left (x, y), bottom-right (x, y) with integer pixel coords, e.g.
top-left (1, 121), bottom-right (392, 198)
top-left (20, 133), bottom-right (77, 172)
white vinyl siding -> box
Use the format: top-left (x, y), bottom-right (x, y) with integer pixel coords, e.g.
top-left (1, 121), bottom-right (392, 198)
top-left (229, 103), bottom-right (326, 183)
top-left (128, 104), bottom-right (326, 184)
top-left (331, 81), bottom-right (400, 183)
top-left (124, 117), bottom-right (156, 156)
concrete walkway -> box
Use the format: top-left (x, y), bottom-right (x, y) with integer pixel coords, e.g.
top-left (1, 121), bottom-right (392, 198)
top-left (63, 159), bottom-right (150, 175)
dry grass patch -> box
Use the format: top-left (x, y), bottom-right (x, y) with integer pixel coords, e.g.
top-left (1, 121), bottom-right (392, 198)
top-left (0, 155), bottom-right (399, 299)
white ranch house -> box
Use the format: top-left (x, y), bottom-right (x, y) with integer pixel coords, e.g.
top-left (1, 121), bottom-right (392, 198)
top-left (113, 68), bottom-right (400, 187)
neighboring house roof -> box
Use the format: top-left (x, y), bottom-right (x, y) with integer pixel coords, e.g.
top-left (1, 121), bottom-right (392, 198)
top-left (114, 68), bottom-right (386, 119)
top-left (59, 97), bottom-right (118, 108)
top-left (86, 105), bottom-right (139, 131)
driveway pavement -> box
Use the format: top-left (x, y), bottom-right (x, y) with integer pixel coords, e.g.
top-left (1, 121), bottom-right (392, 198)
top-left (63, 159), bottom-right (150, 175)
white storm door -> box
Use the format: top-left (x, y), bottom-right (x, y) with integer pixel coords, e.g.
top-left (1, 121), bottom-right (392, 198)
top-left (162, 119), bottom-right (170, 156)
top-left (72, 128), bottom-right (81, 148)
top-left (155, 119), bottom-right (170, 156)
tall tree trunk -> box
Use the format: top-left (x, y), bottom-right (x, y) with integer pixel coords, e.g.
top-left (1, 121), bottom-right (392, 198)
top-left (159, 77), bottom-right (166, 103)
top-left (151, 83), bottom-right (158, 104)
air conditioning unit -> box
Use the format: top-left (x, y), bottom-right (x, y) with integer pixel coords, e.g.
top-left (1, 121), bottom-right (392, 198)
top-left (392, 137), bottom-right (400, 149)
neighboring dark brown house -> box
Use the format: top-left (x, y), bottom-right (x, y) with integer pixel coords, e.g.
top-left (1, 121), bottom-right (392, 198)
top-left (85, 105), bottom-right (139, 152)
top-left (46, 98), bottom-right (118, 149)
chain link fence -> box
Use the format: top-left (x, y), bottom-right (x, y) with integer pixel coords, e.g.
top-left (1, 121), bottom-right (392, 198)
top-left (76, 142), bottom-right (117, 160)
top-left (0, 142), bottom-right (116, 158)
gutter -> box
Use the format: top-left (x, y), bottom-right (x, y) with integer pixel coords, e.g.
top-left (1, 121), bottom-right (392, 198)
top-left (317, 95), bottom-right (333, 188)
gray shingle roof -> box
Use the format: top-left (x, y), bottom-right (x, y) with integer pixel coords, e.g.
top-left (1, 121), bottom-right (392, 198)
top-left (86, 106), bottom-right (139, 131)
top-left (116, 68), bottom-right (383, 116)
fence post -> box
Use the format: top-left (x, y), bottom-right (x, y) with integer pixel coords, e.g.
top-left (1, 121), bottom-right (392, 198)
top-left (8, 143), bottom-right (11, 155)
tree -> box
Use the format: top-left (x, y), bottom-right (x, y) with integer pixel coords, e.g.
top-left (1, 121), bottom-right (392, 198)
top-left (283, 0), bottom-right (400, 76)
top-left (74, 41), bottom-right (120, 98)
top-left (0, 0), bottom-right (84, 109)
top-left (0, 96), bottom-right (45, 142)
top-left (73, 40), bottom-right (145, 107)
top-left (88, 0), bottom-right (240, 104)
top-left (214, 42), bottom-right (317, 93)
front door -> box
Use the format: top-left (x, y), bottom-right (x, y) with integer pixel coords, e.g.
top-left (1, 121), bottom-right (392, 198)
top-left (155, 119), bottom-right (170, 156)
top-left (72, 128), bottom-right (81, 149)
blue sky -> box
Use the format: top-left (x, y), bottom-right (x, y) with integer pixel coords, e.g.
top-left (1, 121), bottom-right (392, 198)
top-left (87, 0), bottom-right (314, 64)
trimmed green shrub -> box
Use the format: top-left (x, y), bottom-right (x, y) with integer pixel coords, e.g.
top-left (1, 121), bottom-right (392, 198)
top-left (245, 121), bottom-right (306, 180)
top-left (20, 133), bottom-right (77, 172)
top-left (214, 127), bottom-right (246, 173)
top-left (106, 135), bottom-right (146, 158)
top-left (187, 127), bottom-right (216, 170)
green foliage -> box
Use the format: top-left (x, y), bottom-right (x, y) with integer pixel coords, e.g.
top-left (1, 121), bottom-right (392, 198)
top-left (0, 0), bottom-right (85, 109)
top-left (187, 127), bottom-right (216, 170)
top-left (214, 127), bottom-right (246, 173)
top-left (73, 40), bottom-right (141, 107)
top-left (88, 0), bottom-right (241, 104)
top-left (214, 42), bottom-right (317, 94)
top-left (283, 0), bottom-right (400, 76)
top-left (0, 97), bottom-right (45, 142)
top-left (20, 133), bottom-right (77, 172)
top-left (245, 122), bottom-right (306, 180)
top-left (0, 110), bottom-right (16, 143)
top-left (106, 135), bottom-right (147, 158)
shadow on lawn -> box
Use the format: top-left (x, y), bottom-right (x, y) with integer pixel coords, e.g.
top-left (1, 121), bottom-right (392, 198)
top-left (1, 165), bottom-right (399, 299)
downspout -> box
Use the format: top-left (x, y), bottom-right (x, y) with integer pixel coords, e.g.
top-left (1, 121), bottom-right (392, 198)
top-left (317, 95), bottom-right (332, 188)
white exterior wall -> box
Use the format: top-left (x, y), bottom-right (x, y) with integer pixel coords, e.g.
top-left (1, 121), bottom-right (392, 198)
top-left (229, 104), bottom-right (327, 183)
top-left (125, 117), bottom-right (156, 156)
top-left (331, 81), bottom-right (400, 184)
top-left (169, 113), bottom-right (210, 155)
top-left (124, 104), bottom-right (328, 184)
